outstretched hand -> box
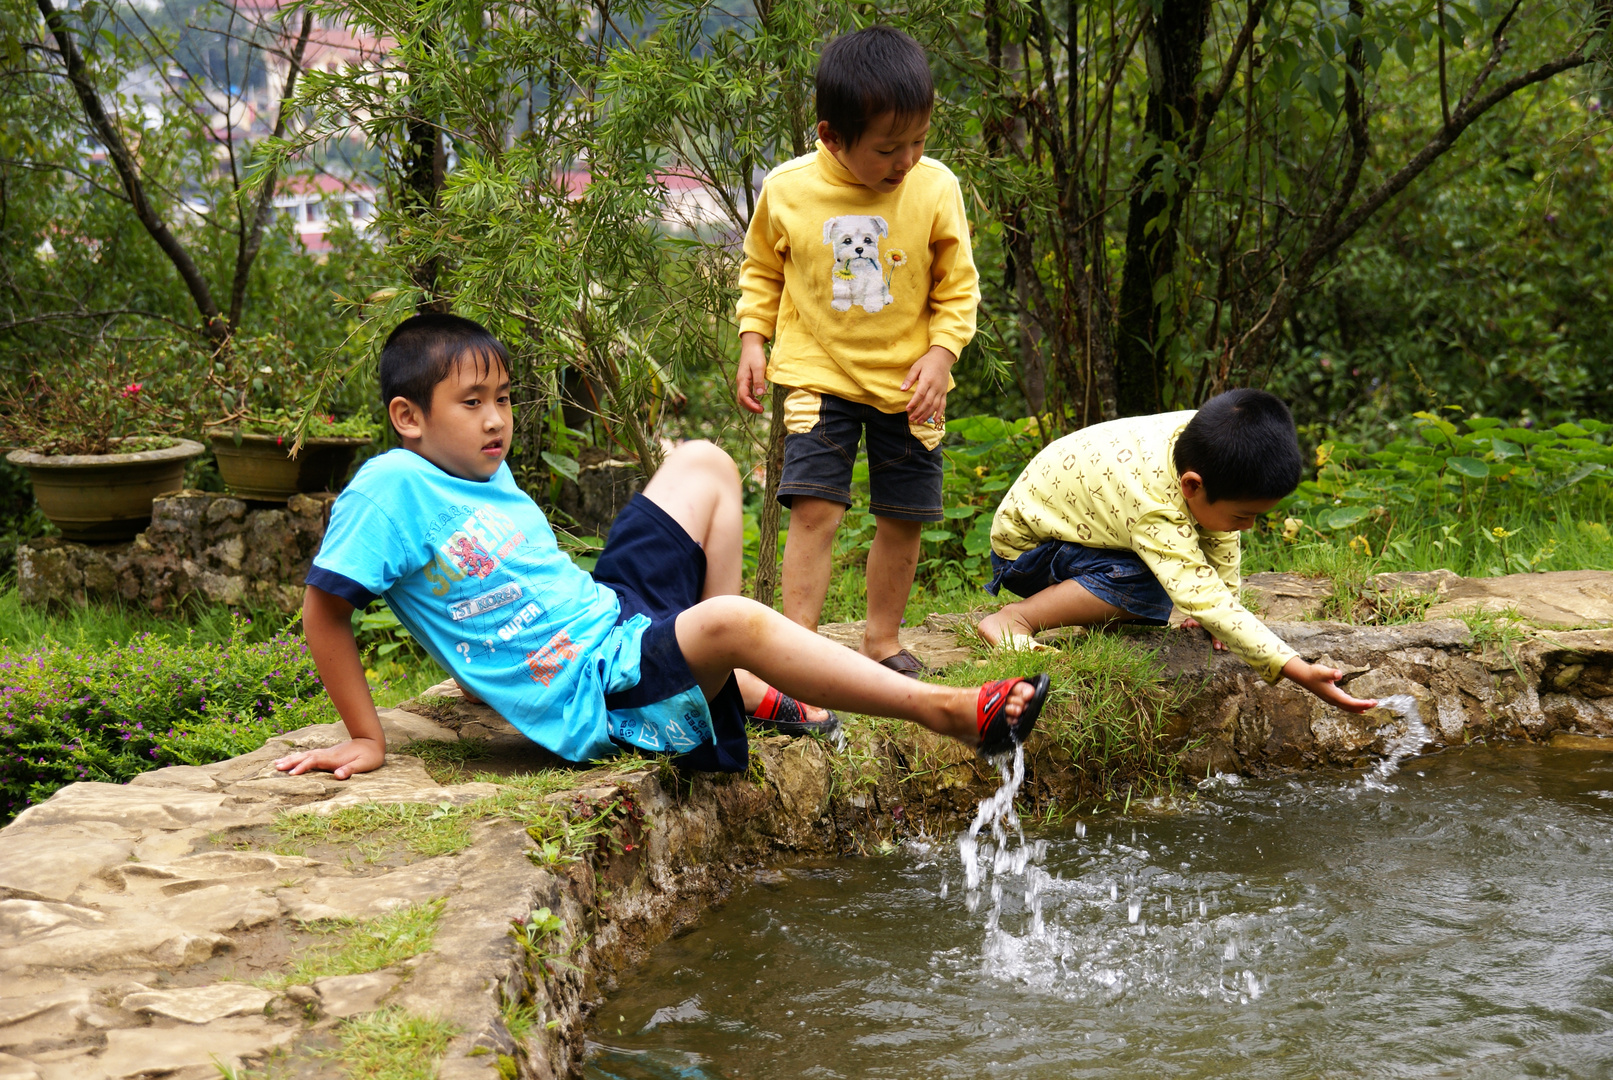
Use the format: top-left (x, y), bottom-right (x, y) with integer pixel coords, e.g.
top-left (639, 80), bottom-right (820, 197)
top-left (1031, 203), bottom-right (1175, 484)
top-left (274, 737), bottom-right (385, 780)
top-left (1179, 617), bottom-right (1227, 651)
top-left (1282, 657), bottom-right (1378, 714)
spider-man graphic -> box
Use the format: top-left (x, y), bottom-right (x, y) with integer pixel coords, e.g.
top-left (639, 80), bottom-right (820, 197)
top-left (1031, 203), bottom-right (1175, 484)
top-left (447, 534), bottom-right (497, 579)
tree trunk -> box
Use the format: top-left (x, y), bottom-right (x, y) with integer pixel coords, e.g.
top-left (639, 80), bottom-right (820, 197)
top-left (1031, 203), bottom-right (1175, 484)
top-left (1111, 0), bottom-right (1211, 416)
top-left (752, 383), bottom-right (788, 607)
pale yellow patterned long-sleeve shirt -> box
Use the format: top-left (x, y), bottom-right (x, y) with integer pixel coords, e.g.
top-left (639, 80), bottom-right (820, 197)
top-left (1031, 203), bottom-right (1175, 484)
top-left (991, 411), bottom-right (1297, 682)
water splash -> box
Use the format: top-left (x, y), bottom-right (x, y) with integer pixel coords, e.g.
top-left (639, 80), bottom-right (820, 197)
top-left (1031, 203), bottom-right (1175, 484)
top-left (958, 745), bottom-right (1049, 952)
top-left (1362, 693), bottom-right (1432, 791)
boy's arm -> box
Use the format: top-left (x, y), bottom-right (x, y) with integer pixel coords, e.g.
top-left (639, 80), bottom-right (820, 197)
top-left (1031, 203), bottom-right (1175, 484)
top-left (734, 182), bottom-right (784, 413)
top-left (925, 177), bottom-right (980, 363)
top-left (1133, 516), bottom-right (1376, 713)
top-left (274, 585), bottom-right (387, 779)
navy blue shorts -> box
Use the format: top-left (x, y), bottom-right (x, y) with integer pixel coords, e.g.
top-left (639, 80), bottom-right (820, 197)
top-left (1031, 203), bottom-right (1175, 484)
top-left (591, 494), bottom-right (748, 773)
top-left (985, 540), bottom-right (1173, 625)
top-left (777, 390), bottom-right (944, 521)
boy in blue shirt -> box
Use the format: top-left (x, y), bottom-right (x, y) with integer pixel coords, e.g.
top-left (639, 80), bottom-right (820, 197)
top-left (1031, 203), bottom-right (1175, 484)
top-left (274, 314), bottom-right (1048, 781)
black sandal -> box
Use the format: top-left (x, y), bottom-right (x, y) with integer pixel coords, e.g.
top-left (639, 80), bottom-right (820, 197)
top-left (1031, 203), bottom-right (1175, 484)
top-left (748, 687), bottom-right (841, 739)
top-left (976, 673), bottom-right (1051, 757)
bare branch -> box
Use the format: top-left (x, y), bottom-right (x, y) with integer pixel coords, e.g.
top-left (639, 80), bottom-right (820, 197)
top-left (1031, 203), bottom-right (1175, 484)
top-left (1186, 0), bottom-right (1267, 165)
top-left (34, 0), bottom-right (225, 340)
top-left (228, 8), bottom-right (314, 328)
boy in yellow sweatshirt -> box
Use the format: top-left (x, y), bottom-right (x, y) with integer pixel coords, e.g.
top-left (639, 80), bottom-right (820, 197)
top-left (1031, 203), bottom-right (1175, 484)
top-left (981, 390), bottom-right (1378, 714)
top-left (735, 26), bottom-right (979, 681)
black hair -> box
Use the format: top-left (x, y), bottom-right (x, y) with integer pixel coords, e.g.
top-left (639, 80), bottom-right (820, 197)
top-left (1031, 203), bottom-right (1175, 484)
top-left (379, 313), bottom-right (510, 429)
top-left (816, 26), bottom-right (934, 148)
top-left (1173, 389), bottom-right (1303, 503)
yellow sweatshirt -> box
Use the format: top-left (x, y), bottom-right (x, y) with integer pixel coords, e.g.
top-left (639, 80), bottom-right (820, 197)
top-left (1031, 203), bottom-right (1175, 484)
top-left (991, 412), bottom-right (1298, 682)
top-left (735, 143), bottom-right (979, 416)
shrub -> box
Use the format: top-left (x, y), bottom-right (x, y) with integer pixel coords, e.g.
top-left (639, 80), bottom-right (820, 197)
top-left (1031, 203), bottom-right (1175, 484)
top-left (0, 618), bottom-right (333, 821)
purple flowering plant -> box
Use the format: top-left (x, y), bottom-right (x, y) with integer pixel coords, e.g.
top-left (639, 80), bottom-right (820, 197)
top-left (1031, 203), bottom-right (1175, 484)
top-left (0, 616), bottom-right (332, 821)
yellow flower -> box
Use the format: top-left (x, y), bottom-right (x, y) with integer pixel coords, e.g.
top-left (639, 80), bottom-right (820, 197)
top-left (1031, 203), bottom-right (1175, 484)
top-left (974, 465), bottom-right (989, 477)
top-left (1281, 517), bottom-right (1303, 542)
top-left (1492, 526), bottom-right (1513, 539)
top-left (1349, 534), bottom-right (1373, 557)
top-left (885, 248), bottom-right (908, 267)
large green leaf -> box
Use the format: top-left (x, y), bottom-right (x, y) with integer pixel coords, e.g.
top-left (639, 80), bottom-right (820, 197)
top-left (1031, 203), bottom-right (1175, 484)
top-left (1444, 456), bottom-right (1490, 479)
top-left (1324, 506), bottom-right (1371, 529)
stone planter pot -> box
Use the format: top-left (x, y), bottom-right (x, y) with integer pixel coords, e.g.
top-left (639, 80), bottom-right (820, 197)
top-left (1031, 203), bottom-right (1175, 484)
top-left (208, 431), bottom-right (369, 502)
top-left (6, 439), bottom-right (206, 542)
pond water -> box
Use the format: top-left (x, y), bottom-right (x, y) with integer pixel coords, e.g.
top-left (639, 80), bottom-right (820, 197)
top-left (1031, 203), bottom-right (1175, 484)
top-left (584, 743), bottom-right (1613, 1079)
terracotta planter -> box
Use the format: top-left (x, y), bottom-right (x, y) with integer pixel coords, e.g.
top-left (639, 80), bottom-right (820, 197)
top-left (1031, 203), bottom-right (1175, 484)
top-left (6, 439), bottom-right (206, 542)
top-left (209, 432), bottom-right (369, 501)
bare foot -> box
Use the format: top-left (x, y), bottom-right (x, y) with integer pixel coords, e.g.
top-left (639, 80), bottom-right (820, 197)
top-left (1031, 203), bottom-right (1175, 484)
top-left (976, 609), bottom-right (1030, 647)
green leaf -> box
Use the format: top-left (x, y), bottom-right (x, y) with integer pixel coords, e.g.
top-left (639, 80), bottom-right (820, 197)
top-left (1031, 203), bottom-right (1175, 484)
top-left (541, 452), bottom-right (580, 482)
top-left (1395, 34), bottom-right (1415, 66)
top-left (943, 506), bottom-right (977, 519)
top-left (1444, 456), bottom-right (1490, 479)
top-left (920, 529), bottom-right (953, 543)
top-left (1324, 506), bottom-right (1370, 529)
top-left (1553, 422), bottom-right (1590, 438)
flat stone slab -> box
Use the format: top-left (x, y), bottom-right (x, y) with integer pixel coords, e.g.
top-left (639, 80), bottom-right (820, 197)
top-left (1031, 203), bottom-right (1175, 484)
top-left (1426, 569), bottom-right (1613, 627)
top-left (815, 614), bottom-right (977, 669)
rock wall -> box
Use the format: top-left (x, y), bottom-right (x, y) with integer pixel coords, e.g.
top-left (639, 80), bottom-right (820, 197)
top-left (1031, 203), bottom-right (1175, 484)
top-left (16, 491), bottom-right (334, 613)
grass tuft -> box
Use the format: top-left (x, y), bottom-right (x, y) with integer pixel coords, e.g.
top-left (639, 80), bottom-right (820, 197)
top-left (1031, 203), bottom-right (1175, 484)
top-left (407, 738), bottom-right (493, 784)
top-left (324, 1008), bottom-right (456, 1080)
top-left (274, 802), bottom-right (473, 859)
top-left (273, 898), bottom-right (445, 988)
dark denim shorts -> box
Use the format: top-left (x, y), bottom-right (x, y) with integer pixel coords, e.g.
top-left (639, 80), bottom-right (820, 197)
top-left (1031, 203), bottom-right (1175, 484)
top-left (593, 494), bottom-right (747, 773)
top-left (985, 540), bottom-right (1173, 624)
top-left (777, 392), bottom-right (943, 522)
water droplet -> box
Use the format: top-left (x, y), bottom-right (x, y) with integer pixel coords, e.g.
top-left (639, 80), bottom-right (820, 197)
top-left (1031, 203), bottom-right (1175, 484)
top-left (1128, 898), bottom-right (1142, 923)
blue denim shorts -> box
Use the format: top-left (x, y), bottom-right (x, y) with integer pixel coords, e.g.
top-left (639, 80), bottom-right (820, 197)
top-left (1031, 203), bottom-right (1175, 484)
top-left (985, 540), bottom-right (1173, 624)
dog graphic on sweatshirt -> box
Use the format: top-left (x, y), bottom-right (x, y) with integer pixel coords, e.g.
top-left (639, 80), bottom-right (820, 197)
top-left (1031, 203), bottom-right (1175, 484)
top-left (824, 214), bottom-right (891, 313)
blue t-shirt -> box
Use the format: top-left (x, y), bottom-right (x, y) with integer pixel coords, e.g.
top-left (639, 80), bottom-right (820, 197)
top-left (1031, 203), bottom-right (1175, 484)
top-left (308, 449), bottom-right (648, 761)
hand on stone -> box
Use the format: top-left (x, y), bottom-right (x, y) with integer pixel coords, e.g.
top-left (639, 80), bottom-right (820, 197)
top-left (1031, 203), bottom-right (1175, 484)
top-left (274, 737), bottom-right (385, 779)
top-left (1282, 657), bottom-right (1377, 714)
top-left (1179, 618), bottom-right (1226, 651)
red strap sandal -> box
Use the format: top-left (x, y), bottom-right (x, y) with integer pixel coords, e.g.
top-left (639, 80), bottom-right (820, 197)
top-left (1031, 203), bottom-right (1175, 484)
top-left (748, 687), bottom-right (841, 739)
top-left (976, 673), bottom-right (1051, 757)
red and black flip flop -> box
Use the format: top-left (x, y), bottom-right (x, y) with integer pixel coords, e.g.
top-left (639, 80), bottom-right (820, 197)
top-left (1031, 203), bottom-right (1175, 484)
top-left (976, 673), bottom-right (1051, 757)
top-left (748, 687), bottom-right (841, 739)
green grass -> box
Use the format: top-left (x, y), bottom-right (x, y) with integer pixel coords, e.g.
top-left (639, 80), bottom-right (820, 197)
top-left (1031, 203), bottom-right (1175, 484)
top-left (273, 803), bottom-right (474, 860)
top-left (1245, 498), bottom-right (1613, 580)
top-left (323, 1008), bottom-right (457, 1080)
top-left (827, 628), bottom-right (1189, 806)
top-left (275, 898), bottom-right (445, 988)
top-left (0, 586), bottom-right (292, 651)
top-left (0, 585), bottom-right (446, 709)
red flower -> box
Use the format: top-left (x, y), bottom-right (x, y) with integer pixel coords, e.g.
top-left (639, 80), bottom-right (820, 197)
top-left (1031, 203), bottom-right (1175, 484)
top-left (121, 383), bottom-right (142, 399)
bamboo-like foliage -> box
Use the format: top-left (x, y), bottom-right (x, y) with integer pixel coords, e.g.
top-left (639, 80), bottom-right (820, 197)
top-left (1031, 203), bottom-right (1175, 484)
top-left (259, 0), bottom-right (1604, 476)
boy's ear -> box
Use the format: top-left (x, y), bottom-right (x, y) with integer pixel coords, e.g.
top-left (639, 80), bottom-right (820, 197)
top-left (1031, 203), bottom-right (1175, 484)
top-left (1179, 470), bottom-right (1207, 501)
top-left (816, 119), bottom-right (842, 153)
top-left (388, 395), bottom-right (426, 441)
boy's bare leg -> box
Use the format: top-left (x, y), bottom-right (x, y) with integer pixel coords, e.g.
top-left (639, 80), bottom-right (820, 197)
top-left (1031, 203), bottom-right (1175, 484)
top-left (639, 440), bottom-right (828, 720)
top-left (779, 495), bottom-right (845, 631)
top-left (976, 579), bottom-right (1130, 646)
top-left (639, 440), bottom-right (745, 598)
top-left (860, 515), bottom-right (922, 662)
top-left (674, 595), bottom-right (1038, 745)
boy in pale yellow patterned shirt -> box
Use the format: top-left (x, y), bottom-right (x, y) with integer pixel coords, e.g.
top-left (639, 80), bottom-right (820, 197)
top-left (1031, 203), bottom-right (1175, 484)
top-left (982, 390), bottom-right (1377, 714)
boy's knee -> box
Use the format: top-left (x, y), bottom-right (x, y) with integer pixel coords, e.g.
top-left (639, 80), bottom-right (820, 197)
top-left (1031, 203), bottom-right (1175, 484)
top-left (671, 439), bottom-right (738, 483)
